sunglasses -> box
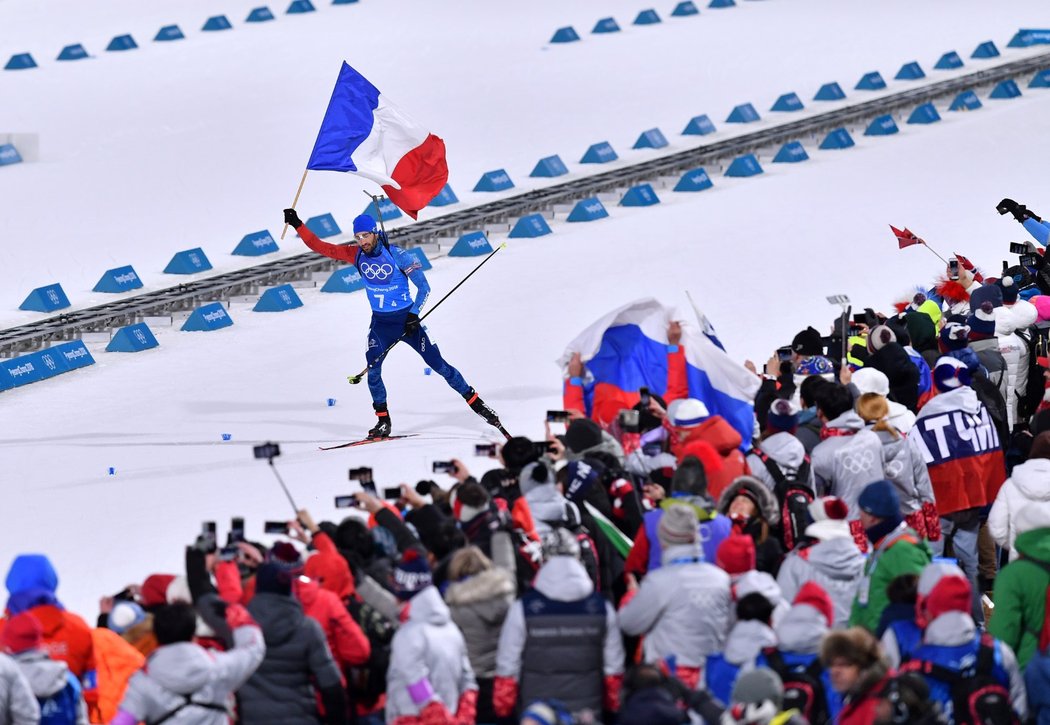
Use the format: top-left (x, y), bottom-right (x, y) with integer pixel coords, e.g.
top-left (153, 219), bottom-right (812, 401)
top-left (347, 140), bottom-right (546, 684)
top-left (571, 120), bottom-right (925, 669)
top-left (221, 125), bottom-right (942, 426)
top-left (354, 232), bottom-right (374, 241)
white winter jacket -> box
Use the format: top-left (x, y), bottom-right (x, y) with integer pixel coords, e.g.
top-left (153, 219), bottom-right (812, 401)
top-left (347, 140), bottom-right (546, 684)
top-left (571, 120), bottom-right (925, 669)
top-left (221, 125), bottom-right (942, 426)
top-left (997, 306), bottom-right (1031, 429)
top-left (776, 537), bottom-right (865, 628)
top-left (618, 543), bottom-right (731, 667)
top-left (988, 457), bottom-right (1050, 560)
top-left (0, 652), bottom-right (38, 725)
top-left (386, 586), bottom-right (477, 722)
top-left (746, 432), bottom-right (815, 492)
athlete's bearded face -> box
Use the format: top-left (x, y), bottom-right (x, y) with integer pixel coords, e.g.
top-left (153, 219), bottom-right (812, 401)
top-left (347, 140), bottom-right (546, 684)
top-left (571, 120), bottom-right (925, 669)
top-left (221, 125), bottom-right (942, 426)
top-left (355, 231), bottom-right (378, 253)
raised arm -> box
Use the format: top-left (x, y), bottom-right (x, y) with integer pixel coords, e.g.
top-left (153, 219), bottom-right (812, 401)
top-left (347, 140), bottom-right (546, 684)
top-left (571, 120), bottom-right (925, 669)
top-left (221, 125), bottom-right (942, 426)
top-left (285, 209), bottom-right (360, 265)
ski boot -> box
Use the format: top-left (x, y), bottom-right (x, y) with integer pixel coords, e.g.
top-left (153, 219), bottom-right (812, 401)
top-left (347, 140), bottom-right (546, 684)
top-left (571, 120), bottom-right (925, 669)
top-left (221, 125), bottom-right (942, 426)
top-left (367, 403), bottom-right (392, 439)
top-left (464, 388), bottom-right (509, 438)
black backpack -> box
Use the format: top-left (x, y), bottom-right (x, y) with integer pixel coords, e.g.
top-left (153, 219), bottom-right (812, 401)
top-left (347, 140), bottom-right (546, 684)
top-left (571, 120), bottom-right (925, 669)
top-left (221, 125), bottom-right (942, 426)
top-left (970, 371), bottom-right (1009, 447)
top-left (762, 648), bottom-right (829, 725)
top-left (344, 596), bottom-right (395, 714)
top-left (754, 449), bottom-right (814, 551)
top-left (903, 634), bottom-right (1019, 725)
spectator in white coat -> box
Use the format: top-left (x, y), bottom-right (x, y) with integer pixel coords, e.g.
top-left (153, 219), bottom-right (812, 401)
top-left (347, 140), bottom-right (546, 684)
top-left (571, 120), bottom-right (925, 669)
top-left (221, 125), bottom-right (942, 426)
top-left (850, 368), bottom-right (916, 433)
top-left (996, 290), bottom-right (1034, 429)
top-left (746, 399), bottom-right (815, 493)
top-left (777, 497), bottom-right (864, 628)
top-left (619, 504), bottom-right (731, 690)
top-left (989, 432), bottom-right (1050, 560)
top-left (0, 651), bottom-right (38, 724)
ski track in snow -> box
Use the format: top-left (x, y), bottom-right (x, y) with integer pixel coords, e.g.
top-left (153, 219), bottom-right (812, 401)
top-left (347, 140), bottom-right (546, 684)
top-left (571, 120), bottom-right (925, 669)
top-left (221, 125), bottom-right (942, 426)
top-left (1, 0), bottom-right (1050, 616)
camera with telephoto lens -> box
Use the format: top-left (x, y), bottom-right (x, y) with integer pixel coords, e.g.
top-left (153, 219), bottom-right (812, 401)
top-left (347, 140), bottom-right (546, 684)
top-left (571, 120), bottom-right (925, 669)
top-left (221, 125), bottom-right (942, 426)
top-left (253, 442), bottom-right (280, 460)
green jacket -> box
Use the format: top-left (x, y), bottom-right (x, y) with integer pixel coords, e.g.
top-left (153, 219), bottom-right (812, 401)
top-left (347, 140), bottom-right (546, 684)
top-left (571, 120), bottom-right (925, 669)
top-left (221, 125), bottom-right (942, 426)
top-left (849, 527), bottom-right (931, 632)
top-left (988, 527), bottom-right (1050, 670)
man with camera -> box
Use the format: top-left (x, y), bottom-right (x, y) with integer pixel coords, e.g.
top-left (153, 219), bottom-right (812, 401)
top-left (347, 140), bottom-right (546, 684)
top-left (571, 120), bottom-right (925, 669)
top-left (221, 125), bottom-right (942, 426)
top-left (284, 209), bottom-right (502, 439)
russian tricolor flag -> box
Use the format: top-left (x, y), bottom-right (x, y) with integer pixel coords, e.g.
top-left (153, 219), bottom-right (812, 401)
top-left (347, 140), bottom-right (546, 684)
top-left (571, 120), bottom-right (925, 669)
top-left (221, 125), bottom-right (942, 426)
top-left (306, 62), bottom-right (448, 219)
top-left (559, 299), bottom-right (760, 447)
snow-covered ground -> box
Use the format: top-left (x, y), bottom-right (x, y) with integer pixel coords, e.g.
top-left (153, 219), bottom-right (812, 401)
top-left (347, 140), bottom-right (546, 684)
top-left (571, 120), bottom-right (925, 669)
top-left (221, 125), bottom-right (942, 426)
top-left (2, 0), bottom-right (1049, 322)
top-left (3, 0), bottom-right (1050, 617)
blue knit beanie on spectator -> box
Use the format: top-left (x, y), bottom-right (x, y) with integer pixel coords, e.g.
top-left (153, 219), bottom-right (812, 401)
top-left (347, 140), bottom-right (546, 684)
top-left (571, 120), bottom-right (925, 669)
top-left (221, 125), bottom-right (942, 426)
top-left (766, 398), bottom-right (800, 434)
top-left (933, 357), bottom-right (972, 393)
top-left (392, 548), bottom-right (432, 601)
top-left (353, 214), bottom-right (376, 235)
top-left (858, 480), bottom-right (900, 521)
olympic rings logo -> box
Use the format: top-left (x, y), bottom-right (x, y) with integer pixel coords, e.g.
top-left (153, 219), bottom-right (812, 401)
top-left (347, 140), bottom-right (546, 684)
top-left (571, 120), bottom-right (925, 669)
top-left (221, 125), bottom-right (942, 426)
top-left (360, 262), bottom-right (393, 280)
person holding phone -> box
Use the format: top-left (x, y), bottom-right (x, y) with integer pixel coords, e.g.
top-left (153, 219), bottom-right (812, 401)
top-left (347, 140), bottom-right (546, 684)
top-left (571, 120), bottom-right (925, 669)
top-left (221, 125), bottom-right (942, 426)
top-left (284, 209), bottom-right (503, 439)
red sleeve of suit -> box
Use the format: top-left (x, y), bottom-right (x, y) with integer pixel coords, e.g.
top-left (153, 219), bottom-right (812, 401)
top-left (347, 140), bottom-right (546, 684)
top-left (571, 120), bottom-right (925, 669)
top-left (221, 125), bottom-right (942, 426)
top-left (298, 224), bottom-right (360, 265)
top-left (563, 379), bottom-right (587, 416)
top-left (326, 593), bottom-right (371, 667)
top-left (665, 346), bottom-right (690, 403)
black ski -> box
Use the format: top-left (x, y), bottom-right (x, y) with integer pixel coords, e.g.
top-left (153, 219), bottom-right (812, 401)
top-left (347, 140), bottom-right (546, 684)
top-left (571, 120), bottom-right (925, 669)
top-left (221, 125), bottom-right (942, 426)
top-left (319, 434), bottom-right (419, 451)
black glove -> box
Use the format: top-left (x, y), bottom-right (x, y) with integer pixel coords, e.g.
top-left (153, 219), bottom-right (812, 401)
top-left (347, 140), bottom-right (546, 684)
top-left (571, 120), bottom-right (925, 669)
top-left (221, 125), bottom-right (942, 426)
top-left (283, 208), bottom-right (303, 229)
top-left (997, 198), bottom-right (1019, 216)
top-left (404, 312), bottom-right (421, 336)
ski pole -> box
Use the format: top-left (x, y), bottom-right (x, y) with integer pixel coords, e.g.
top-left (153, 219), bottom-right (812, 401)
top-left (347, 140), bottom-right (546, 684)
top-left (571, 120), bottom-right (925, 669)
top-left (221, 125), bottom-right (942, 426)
top-left (365, 191), bottom-right (390, 240)
top-left (348, 242), bottom-right (506, 385)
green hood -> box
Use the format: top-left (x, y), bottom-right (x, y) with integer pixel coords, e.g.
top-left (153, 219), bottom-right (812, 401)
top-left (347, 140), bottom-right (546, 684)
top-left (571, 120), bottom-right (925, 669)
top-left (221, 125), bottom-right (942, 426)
top-left (1015, 527), bottom-right (1050, 563)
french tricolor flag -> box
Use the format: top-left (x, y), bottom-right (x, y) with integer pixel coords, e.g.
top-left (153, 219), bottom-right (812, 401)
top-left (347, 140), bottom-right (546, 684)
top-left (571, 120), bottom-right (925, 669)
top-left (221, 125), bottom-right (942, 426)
top-left (306, 62), bottom-right (448, 219)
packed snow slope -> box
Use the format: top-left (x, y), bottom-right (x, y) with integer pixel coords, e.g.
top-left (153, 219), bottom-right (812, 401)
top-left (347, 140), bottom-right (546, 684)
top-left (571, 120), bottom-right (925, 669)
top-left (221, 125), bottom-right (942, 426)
top-left (3, 82), bottom-right (1050, 617)
top-left (2, 0), bottom-right (1049, 326)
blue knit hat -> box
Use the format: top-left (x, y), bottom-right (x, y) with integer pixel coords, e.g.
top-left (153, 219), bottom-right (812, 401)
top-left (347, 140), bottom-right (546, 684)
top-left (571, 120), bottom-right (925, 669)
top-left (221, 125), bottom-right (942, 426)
top-left (933, 356), bottom-right (972, 393)
top-left (392, 548), bottom-right (432, 600)
top-left (353, 214), bottom-right (376, 235)
top-left (858, 480), bottom-right (900, 519)
top-left (767, 398), bottom-right (800, 433)
top-left (967, 301), bottom-right (997, 339)
top-left (108, 601), bottom-right (146, 634)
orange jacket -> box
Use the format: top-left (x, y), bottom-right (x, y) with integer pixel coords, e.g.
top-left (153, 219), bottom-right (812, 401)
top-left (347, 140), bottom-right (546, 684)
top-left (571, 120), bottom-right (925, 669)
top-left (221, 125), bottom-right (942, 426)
top-left (90, 627), bottom-right (145, 723)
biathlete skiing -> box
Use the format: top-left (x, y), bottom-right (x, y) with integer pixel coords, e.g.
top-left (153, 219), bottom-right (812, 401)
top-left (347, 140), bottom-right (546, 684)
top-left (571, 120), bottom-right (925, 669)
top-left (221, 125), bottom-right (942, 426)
top-left (283, 207), bottom-right (504, 439)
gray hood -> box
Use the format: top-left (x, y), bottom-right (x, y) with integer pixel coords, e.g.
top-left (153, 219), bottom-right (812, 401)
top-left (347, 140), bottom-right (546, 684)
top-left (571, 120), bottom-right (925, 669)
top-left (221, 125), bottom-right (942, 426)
top-left (565, 429), bottom-right (625, 464)
top-left (143, 642), bottom-right (216, 695)
top-left (14, 650), bottom-right (69, 698)
top-left (826, 410), bottom-right (866, 432)
top-left (806, 538), bottom-right (865, 580)
top-left (723, 619), bottom-right (777, 664)
top-left (1010, 458), bottom-right (1050, 501)
top-left (774, 605), bottom-right (827, 655)
top-left (407, 585), bottom-right (452, 626)
top-left (525, 483), bottom-right (578, 528)
top-left (757, 432), bottom-right (806, 470)
top-left (534, 556), bottom-right (593, 601)
top-left (923, 610), bottom-right (976, 647)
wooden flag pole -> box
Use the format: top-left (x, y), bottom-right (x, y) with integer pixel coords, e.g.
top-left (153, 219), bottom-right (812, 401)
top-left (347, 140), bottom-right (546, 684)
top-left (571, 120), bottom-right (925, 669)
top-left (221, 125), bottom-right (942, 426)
top-left (280, 169), bottom-right (310, 240)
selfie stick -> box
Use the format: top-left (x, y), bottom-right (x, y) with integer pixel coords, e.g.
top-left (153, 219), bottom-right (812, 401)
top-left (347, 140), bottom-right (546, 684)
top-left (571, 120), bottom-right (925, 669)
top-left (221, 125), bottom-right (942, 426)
top-left (826, 295), bottom-right (851, 369)
top-left (268, 457), bottom-right (299, 513)
top-left (348, 242), bottom-right (506, 384)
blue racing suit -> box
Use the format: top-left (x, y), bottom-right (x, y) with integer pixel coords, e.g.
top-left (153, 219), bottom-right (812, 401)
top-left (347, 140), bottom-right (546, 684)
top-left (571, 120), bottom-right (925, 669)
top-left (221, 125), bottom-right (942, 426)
top-left (298, 226), bottom-right (470, 405)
